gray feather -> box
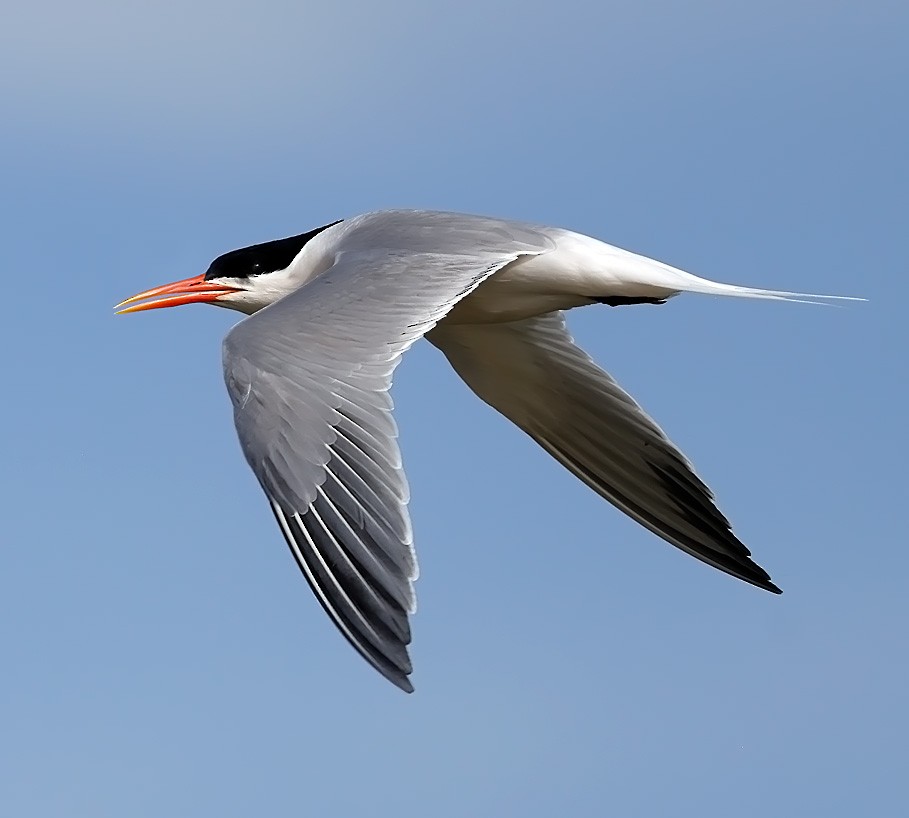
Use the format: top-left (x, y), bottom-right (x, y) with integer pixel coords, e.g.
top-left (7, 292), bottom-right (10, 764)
top-left (222, 211), bottom-right (553, 691)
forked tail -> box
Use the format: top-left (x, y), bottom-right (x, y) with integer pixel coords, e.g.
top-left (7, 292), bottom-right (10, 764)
top-left (612, 249), bottom-right (865, 305)
top-left (674, 276), bottom-right (864, 305)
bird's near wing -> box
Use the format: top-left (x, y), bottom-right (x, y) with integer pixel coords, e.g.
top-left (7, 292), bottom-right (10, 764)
top-left (428, 312), bottom-right (781, 593)
top-left (221, 212), bottom-right (554, 691)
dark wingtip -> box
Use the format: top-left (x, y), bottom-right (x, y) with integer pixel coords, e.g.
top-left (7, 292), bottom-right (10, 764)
top-left (742, 557), bottom-right (782, 594)
top-left (396, 676), bottom-right (415, 694)
top-left (740, 561), bottom-right (782, 595)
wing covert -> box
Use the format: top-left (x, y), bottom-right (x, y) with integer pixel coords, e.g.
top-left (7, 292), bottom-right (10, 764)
top-left (222, 211), bottom-right (553, 690)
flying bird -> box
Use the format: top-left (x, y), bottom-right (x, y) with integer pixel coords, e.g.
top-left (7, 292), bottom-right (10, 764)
top-left (116, 210), bottom-right (854, 692)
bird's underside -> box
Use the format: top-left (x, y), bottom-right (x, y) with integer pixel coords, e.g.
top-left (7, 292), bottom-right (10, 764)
top-left (121, 210), bottom-right (855, 692)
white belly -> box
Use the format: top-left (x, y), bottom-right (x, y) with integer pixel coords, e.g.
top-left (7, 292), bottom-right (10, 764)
top-left (443, 230), bottom-right (679, 325)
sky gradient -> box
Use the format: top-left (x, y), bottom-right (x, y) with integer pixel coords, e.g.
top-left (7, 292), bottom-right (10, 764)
top-left (2, 2), bottom-right (906, 816)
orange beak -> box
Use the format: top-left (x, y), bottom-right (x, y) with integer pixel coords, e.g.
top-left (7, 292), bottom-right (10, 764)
top-left (115, 274), bottom-right (241, 314)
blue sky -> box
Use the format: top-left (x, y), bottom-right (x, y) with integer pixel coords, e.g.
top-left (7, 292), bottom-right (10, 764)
top-left (2, 1), bottom-right (906, 815)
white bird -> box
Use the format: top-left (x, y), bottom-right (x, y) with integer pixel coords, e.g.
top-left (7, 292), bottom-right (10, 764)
top-left (116, 210), bottom-right (855, 692)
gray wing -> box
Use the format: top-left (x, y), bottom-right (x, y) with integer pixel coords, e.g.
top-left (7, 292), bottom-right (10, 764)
top-left (222, 212), bottom-right (554, 691)
top-left (429, 312), bottom-right (780, 593)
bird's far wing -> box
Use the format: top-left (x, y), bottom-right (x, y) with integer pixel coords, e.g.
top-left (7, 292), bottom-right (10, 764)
top-left (428, 312), bottom-right (781, 593)
top-left (222, 212), bottom-right (553, 691)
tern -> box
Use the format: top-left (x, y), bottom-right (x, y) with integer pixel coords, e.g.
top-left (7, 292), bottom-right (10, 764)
top-left (117, 210), bottom-right (854, 691)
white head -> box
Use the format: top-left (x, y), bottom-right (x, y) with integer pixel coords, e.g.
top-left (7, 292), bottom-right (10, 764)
top-left (115, 221), bottom-right (341, 316)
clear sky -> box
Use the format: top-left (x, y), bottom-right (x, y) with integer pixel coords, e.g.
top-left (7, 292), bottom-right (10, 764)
top-left (2, 2), bottom-right (906, 816)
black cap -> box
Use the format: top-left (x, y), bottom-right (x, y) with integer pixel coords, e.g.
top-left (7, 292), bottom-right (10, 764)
top-left (204, 220), bottom-right (342, 281)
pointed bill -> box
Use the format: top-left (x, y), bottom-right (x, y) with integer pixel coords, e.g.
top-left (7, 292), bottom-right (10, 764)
top-left (115, 274), bottom-right (240, 314)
